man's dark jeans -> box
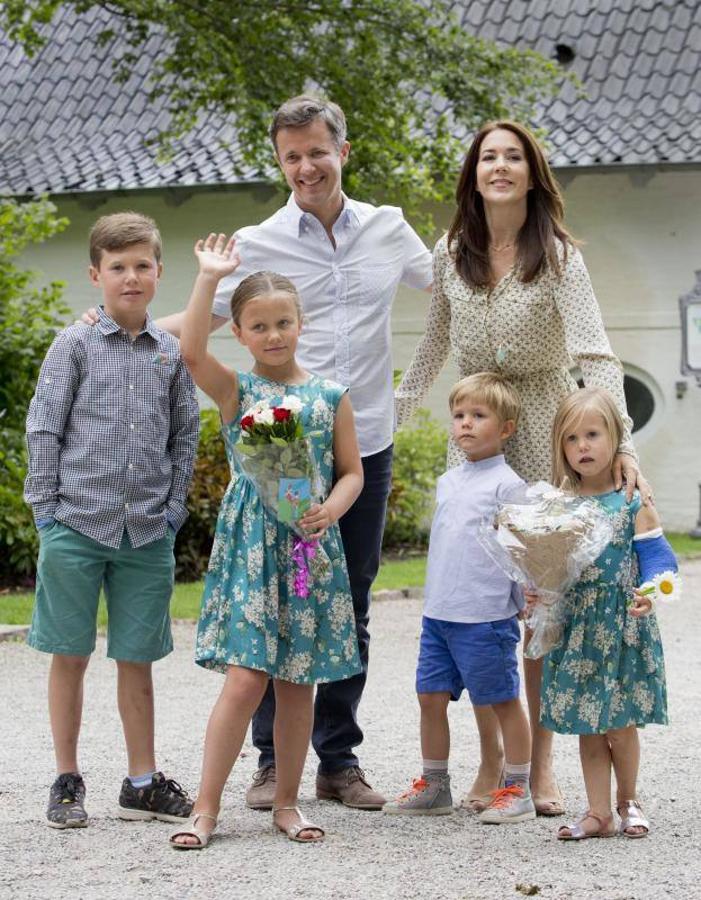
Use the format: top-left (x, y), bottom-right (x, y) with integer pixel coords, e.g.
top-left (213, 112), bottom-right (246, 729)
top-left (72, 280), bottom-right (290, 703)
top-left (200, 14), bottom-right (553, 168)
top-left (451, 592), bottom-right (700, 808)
top-left (251, 443), bottom-right (393, 774)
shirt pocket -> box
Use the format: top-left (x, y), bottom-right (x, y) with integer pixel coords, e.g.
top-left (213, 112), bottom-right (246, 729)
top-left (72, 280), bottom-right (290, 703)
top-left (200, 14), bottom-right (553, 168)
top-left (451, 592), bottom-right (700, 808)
top-left (351, 263), bottom-right (401, 308)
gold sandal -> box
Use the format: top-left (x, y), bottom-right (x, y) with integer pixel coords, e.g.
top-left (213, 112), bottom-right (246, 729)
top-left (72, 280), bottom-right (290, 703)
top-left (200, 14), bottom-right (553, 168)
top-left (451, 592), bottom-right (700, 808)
top-left (273, 805), bottom-right (325, 843)
top-left (557, 810), bottom-right (616, 841)
top-left (617, 800), bottom-right (649, 838)
top-left (169, 812), bottom-right (218, 850)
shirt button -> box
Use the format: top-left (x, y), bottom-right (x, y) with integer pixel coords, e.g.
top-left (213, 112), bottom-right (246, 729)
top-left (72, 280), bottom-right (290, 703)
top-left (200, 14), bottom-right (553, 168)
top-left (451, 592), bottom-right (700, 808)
top-left (130, 423), bottom-right (135, 430)
top-left (129, 384), bottom-right (134, 390)
top-left (124, 502), bottom-right (129, 510)
top-left (128, 463), bottom-right (133, 470)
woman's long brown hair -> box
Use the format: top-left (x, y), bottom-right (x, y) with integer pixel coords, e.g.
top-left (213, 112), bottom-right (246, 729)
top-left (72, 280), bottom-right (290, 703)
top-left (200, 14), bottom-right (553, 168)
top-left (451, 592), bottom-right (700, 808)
top-left (447, 121), bottom-right (575, 288)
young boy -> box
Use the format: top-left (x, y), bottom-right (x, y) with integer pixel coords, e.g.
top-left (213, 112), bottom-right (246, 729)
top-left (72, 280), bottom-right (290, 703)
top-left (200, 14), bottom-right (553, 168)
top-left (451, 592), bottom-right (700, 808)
top-left (24, 212), bottom-right (200, 829)
top-left (384, 372), bottom-right (535, 824)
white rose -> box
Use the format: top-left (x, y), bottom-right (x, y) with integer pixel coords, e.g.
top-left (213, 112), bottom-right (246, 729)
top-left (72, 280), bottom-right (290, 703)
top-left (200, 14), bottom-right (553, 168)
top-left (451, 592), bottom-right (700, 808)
top-left (280, 395), bottom-right (303, 414)
top-left (253, 408), bottom-right (274, 425)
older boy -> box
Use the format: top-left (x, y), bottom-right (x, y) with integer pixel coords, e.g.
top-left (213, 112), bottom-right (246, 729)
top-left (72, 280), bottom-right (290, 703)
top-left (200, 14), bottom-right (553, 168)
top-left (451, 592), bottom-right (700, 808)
top-left (25, 212), bottom-right (199, 829)
top-left (384, 373), bottom-right (535, 823)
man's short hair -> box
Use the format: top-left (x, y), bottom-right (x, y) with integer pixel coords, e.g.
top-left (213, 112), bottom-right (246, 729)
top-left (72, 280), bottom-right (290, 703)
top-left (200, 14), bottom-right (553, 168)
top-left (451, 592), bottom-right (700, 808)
top-left (448, 372), bottom-right (521, 425)
top-left (89, 212), bottom-right (162, 267)
top-left (270, 95), bottom-right (347, 152)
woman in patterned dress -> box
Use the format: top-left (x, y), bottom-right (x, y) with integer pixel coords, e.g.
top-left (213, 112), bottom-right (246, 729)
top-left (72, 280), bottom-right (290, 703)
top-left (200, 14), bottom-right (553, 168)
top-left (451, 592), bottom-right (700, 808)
top-left (395, 121), bottom-right (651, 816)
top-left (170, 235), bottom-right (363, 848)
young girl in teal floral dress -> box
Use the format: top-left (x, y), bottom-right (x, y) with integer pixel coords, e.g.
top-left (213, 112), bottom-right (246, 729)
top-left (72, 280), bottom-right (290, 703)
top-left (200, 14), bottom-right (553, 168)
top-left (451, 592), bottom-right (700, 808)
top-left (169, 234), bottom-right (363, 849)
top-left (535, 388), bottom-right (673, 842)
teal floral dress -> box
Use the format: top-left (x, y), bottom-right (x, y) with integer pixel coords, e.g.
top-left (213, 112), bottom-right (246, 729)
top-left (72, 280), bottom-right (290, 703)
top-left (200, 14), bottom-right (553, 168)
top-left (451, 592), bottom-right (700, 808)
top-left (195, 372), bottom-right (362, 684)
top-left (540, 490), bottom-right (668, 735)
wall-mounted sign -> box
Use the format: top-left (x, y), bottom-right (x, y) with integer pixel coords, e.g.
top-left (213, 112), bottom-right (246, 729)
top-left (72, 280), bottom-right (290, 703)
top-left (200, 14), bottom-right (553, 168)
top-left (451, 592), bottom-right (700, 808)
top-left (680, 271), bottom-right (701, 376)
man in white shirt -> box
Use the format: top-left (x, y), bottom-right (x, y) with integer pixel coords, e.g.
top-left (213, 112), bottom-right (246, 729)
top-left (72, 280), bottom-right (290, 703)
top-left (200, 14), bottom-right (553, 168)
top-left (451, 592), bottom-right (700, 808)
top-left (170, 96), bottom-right (433, 809)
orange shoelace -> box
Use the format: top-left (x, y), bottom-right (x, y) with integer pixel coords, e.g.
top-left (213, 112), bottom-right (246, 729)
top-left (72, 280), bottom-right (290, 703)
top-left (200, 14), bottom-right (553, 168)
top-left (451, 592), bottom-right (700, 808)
top-left (488, 785), bottom-right (524, 808)
top-left (399, 777), bottom-right (428, 799)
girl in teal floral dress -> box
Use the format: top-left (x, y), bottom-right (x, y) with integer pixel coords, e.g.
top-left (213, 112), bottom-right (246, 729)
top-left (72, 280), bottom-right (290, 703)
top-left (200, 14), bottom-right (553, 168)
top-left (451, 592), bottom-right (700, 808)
top-left (536, 388), bottom-right (672, 842)
top-left (169, 234), bottom-right (363, 849)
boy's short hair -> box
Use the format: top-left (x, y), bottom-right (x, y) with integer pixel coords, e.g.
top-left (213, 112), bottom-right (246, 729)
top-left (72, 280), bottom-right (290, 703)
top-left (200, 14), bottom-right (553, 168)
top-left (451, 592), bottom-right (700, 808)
top-left (270, 95), bottom-right (347, 152)
top-left (89, 212), bottom-right (162, 267)
top-left (448, 372), bottom-right (521, 425)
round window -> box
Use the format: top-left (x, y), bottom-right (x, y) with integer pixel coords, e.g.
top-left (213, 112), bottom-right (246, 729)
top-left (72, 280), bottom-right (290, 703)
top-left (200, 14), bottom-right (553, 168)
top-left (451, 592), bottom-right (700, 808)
top-left (623, 375), bottom-right (655, 433)
top-left (575, 374), bottom-right (655, 434)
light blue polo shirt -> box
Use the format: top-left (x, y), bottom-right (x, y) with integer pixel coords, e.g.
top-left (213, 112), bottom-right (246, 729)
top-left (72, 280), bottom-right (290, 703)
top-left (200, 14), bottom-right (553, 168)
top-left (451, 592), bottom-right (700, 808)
top-left (423, 454), bottom-right (525, 624)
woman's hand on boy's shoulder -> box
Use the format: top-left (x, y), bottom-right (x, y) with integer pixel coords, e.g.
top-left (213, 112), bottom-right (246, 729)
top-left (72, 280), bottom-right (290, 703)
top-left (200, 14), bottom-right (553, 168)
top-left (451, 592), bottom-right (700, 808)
top-left (194, 233), bottom-right (240, 280)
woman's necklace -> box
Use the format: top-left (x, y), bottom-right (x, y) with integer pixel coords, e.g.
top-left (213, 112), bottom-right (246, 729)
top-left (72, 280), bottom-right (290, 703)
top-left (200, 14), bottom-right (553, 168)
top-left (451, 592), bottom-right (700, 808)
top-left (489, 241), bottom-right (515, 253)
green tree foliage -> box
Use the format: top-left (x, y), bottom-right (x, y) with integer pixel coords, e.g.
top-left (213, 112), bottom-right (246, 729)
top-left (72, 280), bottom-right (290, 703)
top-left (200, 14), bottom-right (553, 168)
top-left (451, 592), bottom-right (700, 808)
top-left (2, 0), bottom-right (569, 225)
top-left (383, 409), bottom-right (447, 549)
top-left (0, 198), bottom-right (69, 582)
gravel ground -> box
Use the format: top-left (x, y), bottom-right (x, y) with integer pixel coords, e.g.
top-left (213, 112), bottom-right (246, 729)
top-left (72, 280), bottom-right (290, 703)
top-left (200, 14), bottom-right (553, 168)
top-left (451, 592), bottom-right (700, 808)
top-left (1, 561), bottom-right (698, 900)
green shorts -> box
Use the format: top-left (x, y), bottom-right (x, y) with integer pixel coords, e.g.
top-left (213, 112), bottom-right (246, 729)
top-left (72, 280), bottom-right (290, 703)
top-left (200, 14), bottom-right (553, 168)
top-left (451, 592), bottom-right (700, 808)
top-left (28, 522), bottom-right (176, 662)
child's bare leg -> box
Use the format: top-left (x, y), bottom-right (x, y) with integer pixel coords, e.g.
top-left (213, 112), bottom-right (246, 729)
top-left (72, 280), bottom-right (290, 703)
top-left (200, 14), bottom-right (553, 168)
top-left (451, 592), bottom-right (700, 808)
top-left (271, 679), bottom-right (316, 837)
top-left (116, 661), bottom-right (156, 776)
top-left (172, 666), bottom-right (269, 846)
top-left (467, 704), bottom-right (505, 796)
top-left (609, 726), bottom-right (645, 835)
top-left (491, 698), bottom-right (531, 768)
top-left (49, 654), bottom-right (90, 773)
top-left (523, 650), bottom-right (559, 807)
top-left (419, 692), bottom-right (451, 761)
top-left (578, 733), bottom-right (613, 826)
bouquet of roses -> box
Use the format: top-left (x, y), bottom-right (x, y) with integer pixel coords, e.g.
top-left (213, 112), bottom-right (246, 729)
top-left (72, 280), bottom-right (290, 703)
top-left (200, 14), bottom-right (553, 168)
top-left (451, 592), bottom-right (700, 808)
top-left (478, 482), bottom-right (614, 659)
top-left (234, 396), bottom-right (326, 597)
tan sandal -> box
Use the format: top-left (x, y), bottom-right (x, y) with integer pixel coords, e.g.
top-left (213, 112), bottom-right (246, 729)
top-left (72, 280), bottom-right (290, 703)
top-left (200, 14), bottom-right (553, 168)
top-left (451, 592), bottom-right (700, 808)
top-left (169, 812), bottom-right (218, 850)
top-left (617, 800), bottom-right (649, 838)
top-left (460, 769), bottom-right (505, 814)
top-left (533, 787), bottom-right (565, 817)
top-left (557, 810), bottom-right (617, 841)
top-left (273, 805), bottom-right (325, 843)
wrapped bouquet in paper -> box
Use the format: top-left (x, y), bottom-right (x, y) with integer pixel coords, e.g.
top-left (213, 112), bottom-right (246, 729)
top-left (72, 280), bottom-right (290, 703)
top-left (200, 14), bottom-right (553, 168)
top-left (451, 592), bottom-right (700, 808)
top-left (234, 396), bottom-right (326, 596)
top-left (478, 481), bottom-right (614, 659)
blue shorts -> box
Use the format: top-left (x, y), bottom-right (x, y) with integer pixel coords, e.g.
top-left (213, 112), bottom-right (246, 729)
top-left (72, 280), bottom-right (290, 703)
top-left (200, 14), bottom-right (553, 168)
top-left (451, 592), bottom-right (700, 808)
top-left (415, 615), bottom-right (521, 706)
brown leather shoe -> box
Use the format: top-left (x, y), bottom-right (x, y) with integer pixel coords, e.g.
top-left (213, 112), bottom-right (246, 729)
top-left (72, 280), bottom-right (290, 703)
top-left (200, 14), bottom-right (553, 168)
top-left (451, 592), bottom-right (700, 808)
top-left (245, 765), bottom-right (276, 810)
top-left (316, 767), bottom-right (386, 810)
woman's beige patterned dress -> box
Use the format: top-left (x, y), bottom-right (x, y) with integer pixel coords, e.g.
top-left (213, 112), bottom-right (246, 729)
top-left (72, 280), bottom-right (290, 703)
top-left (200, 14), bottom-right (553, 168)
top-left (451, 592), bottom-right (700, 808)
top-left (395, 235), bottom-right (636, 480)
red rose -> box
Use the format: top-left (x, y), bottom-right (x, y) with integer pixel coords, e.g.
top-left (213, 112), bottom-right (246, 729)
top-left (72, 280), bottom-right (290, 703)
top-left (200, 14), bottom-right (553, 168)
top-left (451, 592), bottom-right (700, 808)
top-left (273, 407), bottom-right (291, 422)
top-left (240, 415), bottom-right (254, 430)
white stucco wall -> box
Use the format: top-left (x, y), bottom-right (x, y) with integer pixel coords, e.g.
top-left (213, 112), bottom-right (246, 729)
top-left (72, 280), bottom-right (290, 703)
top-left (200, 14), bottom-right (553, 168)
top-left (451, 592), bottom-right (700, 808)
top-left (18, 166), bottom-right (701, 529)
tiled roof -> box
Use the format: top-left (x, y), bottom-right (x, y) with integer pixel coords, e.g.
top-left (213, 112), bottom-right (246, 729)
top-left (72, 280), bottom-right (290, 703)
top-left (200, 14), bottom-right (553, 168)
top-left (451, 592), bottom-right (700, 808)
top-left (450, 0), bottom-right (701, 167)
top-left (1, 0), bottom-right (700, 196)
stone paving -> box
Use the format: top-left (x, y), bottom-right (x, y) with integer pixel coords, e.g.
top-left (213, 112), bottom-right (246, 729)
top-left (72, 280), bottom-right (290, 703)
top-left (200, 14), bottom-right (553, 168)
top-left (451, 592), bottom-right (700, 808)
top-left (0, 561), bottom-right (698, 900)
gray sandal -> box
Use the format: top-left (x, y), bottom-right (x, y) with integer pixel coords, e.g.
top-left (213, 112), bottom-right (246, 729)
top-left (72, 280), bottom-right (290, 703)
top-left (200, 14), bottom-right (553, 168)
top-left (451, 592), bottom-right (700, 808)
top-left (617, 800), bottom-right (649, 838)
top-left (273, 805), bottom-right (325, 843)
top-left (169, 812), bottom-right (218, 849)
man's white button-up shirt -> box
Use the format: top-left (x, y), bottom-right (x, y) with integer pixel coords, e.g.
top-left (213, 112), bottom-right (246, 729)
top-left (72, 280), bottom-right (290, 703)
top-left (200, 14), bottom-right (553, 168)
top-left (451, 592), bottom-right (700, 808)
top-left (213, 194), bottom-right (432, 456)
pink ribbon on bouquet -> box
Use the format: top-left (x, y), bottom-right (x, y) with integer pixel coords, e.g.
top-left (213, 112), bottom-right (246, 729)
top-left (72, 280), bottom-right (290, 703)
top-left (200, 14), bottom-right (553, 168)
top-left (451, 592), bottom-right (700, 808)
top-left (292, 537), bottom-right (320, 598)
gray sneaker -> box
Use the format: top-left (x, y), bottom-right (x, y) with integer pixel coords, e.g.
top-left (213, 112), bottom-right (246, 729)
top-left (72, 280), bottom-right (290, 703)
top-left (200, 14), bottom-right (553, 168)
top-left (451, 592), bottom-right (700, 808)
top-left (47, 772), bottom-right (88, 829)
top-left (245, 765), bottom-right (277, 810)
top-left (479, 784), bottom-right (536, 824)
top-left (383, 774), bottom-right (453, 816)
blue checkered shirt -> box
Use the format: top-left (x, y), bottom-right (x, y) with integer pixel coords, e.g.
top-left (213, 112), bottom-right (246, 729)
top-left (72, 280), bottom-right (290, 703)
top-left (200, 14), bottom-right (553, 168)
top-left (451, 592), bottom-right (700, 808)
top-left (25, 308), bottom-right (199, 549)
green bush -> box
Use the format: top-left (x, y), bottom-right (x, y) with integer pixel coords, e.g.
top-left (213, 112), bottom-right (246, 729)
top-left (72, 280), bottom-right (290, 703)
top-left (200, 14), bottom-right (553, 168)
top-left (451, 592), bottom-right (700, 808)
top-left (0, 198), bottom-right (69, 586)
top-left (174, 409), bottom-right (230, 581)
top-left (383, 409), bottom-right (447, 550)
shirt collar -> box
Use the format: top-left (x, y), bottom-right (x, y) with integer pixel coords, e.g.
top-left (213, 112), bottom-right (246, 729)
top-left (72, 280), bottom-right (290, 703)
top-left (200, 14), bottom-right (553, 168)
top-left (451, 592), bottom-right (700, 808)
top-left (462, 453), bottom-right (507, 472)
top-left (96, 306), bottom-right (160, 341)
top-left (285, 192), bottom-right (360, 237)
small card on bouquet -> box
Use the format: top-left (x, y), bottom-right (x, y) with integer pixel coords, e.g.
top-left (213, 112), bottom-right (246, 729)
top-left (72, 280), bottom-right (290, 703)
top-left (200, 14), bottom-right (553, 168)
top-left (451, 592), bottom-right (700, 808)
top-left (278, 477), bottom-right (312, 524)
